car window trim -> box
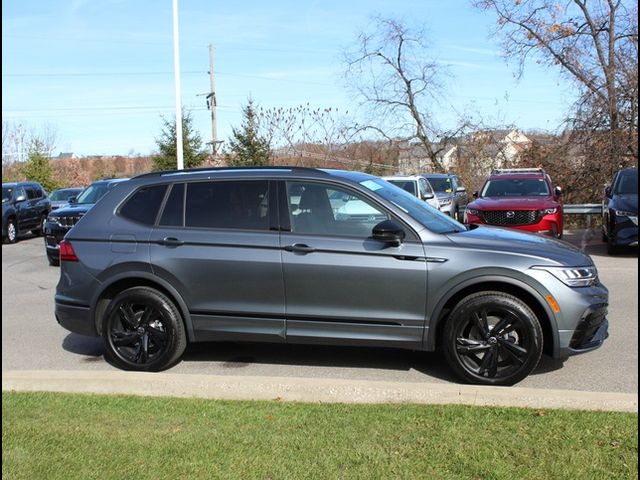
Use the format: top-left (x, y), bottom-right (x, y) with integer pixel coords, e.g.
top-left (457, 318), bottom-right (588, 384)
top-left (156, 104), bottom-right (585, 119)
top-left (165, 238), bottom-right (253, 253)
top-left (277, 179), bottom-right (421, 242)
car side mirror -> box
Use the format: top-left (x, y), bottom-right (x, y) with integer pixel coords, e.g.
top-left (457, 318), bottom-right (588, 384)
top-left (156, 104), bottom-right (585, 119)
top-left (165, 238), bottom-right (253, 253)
top-left (604, 186), bottom-right (611, 198)
top-left (69, 196), bottom-right (77, 204)
top-left (15, 194), bottom-right (27, 203)
top-left (372, 220), bottom-right (405, 247)
top-left (422, 192), bottom-right (435, 200)
top-left (455, 187), bottom-right (466, 193)
top-left (554, 186), bottom-right (562, 197)
top-left (473, 191), bottom-right (479, 199)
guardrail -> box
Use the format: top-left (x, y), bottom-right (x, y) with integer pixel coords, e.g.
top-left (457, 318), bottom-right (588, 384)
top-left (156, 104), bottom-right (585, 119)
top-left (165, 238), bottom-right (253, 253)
top-left (564, 203), bottom-right (602, 227)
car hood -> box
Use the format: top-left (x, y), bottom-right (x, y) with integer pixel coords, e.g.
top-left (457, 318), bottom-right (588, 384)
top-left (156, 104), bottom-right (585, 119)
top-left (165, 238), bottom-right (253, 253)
top-left (468, 196), bottom-right (558, 210)
top-left (610, 194), bottom-right (638, 213)
top-left (446, 225), bottom-right (592, 266)
top-left (49, 203), bottom-right (94, 217)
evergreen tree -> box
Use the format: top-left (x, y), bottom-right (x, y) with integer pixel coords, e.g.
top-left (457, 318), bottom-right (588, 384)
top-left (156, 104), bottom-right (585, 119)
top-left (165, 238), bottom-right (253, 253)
top-left (152, 111), bottom-right (209, 171)
top-left (226, 99), bottom-right (271, 166)
top-left (20, 138), bottom-right (59, 192)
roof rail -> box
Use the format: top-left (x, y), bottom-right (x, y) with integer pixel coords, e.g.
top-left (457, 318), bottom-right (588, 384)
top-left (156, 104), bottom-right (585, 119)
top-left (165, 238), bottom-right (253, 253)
top-left (491, 168), bottom-right (545, 174)
top-left (132, 165), bottom-right (330, 180)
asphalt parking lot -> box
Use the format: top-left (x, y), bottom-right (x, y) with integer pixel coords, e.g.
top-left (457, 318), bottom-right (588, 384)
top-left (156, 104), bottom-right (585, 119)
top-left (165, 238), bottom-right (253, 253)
top-left (2, 229), bottom-right (637, 394)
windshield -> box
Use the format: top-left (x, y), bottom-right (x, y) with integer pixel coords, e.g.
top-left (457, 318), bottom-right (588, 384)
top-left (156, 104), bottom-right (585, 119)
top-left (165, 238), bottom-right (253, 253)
top-left (361, 178), bottom-right (465, 234)
top-left (481, 178), bottom-right (550, 197)
top-left (2, 187), bottom-right (13, 204)
top-left (75, 183), bottom-right (111, 205)
top-left (387, 180), bottom-right (417, 197)
top-left (426, 177), bottom-right (453, 193)
top-left (50, 189), bottom-right (81, 201)
top-left (614, 170), bottom-right (638, 195)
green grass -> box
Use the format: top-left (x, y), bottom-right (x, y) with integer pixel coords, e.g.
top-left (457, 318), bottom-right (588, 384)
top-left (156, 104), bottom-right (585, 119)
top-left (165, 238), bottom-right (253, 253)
top-left (2, 391), bottom-right (637, 480)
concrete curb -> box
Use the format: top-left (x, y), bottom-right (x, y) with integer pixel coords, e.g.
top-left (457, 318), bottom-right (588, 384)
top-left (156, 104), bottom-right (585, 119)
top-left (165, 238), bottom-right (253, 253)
top-left (2, 370), bottom-right (637, 412)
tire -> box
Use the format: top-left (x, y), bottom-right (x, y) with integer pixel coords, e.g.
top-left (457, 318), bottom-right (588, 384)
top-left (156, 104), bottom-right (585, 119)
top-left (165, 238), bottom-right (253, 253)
top-left (47, 254), bottom-right (60, 267)
top-left (442, 291), bottom-right (543, 386)
top-left (552, 224), bottom-right (563, 239)
top-left (607, 239), bottom-right (619, 255)
top-left (33, 215), bottom-right (47, 236)
top-left (102, 287), bottom-right (187, 372)
top-left (5, 218), bottom-right (17, 244)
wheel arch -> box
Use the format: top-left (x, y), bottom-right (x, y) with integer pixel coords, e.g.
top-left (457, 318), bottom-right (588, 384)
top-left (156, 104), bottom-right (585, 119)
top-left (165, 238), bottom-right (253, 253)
top-left (426, 276), bottom-right (558, 357)
top-left (91, 273), bottom-right (195, 342)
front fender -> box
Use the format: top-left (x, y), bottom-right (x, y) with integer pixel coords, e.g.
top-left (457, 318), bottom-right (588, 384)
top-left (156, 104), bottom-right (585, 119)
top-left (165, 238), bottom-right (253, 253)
top-left (424, 270), bottom-right (559, 355)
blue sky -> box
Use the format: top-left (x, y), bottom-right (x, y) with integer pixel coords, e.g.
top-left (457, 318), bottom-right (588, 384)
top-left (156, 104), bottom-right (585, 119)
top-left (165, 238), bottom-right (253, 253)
top-left (2, 0), bottom-right (576, 156)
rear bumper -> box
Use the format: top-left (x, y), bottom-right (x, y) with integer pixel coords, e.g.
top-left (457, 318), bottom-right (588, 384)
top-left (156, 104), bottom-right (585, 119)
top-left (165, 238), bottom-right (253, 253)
top-left (55, 296), bottom-right (98, 337)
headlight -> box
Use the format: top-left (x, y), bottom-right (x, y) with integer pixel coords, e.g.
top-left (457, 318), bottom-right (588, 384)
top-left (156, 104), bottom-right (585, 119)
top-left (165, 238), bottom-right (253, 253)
top-left (615, 210), bottom-right (636, 217)
top-left (466, 208), bottom-right (479, 215)
top-left (439, 198), bottom-right (452, 206)
top-left (541, 208), bottom-right (557, 215)
top-left (531, 265), bottom-right (598, 287)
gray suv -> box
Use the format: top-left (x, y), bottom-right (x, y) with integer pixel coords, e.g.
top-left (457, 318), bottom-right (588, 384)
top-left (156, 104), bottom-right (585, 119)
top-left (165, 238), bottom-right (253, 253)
top-left (54, 167), bottom-right (609, 386)
top-left (424, 173), bottom-right (468, 222)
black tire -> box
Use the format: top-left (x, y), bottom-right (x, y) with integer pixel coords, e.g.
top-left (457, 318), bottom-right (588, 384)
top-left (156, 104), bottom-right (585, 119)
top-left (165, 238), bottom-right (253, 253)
top-left (47, 254), bottom-right (60, 267)
top-left (33, 215), bottom-right (47, 236)
top-left (601, 227), bottom-right (608, 242)
top-left (442, 291), bottom-right (543, 386)
top-left (607, 239), bottom-right (619, 255)
top-left (5, 218), bottom-right (17, 244)
top-left (102, 287), bottom-right (187, 372)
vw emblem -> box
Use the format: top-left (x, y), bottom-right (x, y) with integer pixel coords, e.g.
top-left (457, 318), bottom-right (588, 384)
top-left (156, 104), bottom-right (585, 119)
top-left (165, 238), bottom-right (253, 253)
top-left (506, 211), bottom-right (515, 218)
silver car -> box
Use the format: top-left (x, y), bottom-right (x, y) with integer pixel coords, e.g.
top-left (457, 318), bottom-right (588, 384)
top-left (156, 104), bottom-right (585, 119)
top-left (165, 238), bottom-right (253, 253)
top-left (54, 167), bottom-right (609, 386)
top-left (382, 175), bottom-right (441, 211)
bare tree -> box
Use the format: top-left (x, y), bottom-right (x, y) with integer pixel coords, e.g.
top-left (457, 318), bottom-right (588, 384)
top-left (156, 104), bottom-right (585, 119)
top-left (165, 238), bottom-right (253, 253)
top-left (343, 17), bottom-right (472, 172)
top-left (475, 0), bottom-right (638, 172)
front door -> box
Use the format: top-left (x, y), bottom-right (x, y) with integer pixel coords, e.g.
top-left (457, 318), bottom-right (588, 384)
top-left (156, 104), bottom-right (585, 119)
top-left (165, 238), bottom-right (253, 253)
top-left (280, 180), bottom-right (427, 348)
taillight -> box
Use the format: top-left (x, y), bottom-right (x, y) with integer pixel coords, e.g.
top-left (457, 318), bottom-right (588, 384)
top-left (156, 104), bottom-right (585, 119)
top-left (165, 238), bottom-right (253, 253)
top-left (59, 240), bottom-right (79, 262)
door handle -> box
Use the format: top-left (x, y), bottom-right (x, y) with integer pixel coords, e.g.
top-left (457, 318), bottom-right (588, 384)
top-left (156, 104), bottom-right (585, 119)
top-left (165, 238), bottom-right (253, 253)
top-left (157, 237), bottom-right (184, 247)
top-left (284, 243), bottom-right (315, 254)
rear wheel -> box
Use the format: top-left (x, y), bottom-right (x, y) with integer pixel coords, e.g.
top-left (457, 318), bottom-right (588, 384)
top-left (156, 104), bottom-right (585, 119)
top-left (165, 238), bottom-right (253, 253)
top-left (443, 291), bottom-right (543, 386)
top-left (102, 287), bottom-right (187, 372)
top-left (607, 238), bottom-right (619, 255)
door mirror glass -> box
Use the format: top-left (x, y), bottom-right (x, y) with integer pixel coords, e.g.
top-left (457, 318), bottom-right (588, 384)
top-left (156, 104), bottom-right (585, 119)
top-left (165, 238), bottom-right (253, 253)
top-left (68, 196), bottom-right (78, 204)
top-left (554, 186), bottom-right (562, 197)
top-left (604, 186), bottom-right (611, 198)
top-left (422, 192), bottom-right (435, 200)
top-left (15, 194), bottom-right (27, 203)
top-left (455, 187), bottom-right (466, 193)
top-left (473, 191), bottom-right (479, 199)
top-left (372, 220), bottom-right (405, 247)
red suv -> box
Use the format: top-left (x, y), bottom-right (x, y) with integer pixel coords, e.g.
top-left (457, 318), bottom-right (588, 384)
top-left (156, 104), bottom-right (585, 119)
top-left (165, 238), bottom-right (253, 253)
top-left (464, 168), bottom-right (563, 238)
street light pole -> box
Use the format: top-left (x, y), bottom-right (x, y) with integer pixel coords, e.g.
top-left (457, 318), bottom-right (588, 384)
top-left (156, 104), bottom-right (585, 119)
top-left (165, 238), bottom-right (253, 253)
top-left (172, 0), bottom-right (184, 170)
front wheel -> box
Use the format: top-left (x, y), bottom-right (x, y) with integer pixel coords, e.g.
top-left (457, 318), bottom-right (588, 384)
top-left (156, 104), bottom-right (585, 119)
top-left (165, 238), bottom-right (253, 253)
top-left (33, 215), bottom-right (47, 236)
top-left (442, 291), bottom-right (543, 386)
top-left (102, 287), bottom-right (187, 371)
top-left (5, 218), bottom-right (17, 244)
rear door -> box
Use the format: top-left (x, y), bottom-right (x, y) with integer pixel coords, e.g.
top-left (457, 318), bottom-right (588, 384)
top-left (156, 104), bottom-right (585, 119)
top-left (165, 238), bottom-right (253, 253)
top-left (279, 180), bottom-right (427, 348)
top-left (149, 180), bottom-right (285, 343)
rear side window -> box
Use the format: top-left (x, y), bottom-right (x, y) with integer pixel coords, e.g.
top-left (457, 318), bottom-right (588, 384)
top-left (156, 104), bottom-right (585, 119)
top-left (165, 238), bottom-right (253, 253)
top-left (25, 187), bottom-right (37, 199)
top-left (185, 180), bottom-right (269, 230)
top-left (159, 183), bottom-right (185, 226)
top-left (120, 185), bottom-right (167, 225)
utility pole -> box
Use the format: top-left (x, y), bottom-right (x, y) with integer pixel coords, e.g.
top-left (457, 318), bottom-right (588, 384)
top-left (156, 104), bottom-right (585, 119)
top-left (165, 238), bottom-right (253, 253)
top-left (206, 44), bottom-right (219, 156)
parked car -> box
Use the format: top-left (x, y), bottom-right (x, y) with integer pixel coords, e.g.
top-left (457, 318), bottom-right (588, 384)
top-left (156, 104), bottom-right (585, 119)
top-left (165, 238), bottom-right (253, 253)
top-left (2, 181), bottom-right (51, 244)
top-left (382, 175), bottom-right (440, 210)
top-left (602, 167), bottom-right (638, 254)
top-left (423, 173), bottom-right (468, 221)
top-left (49, 187), bottom-right (84, 211)
top-left (44, 178), bottom-right (129, 265)
top-left (54, 167), bottom-right (608, 386)
top-left (464, 168), bottom-right (564, 239)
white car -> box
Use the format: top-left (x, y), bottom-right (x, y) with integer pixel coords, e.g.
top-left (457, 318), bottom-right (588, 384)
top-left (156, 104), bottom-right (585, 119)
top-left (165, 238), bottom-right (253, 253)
top-left (382, 175), bottom-right (441, 210)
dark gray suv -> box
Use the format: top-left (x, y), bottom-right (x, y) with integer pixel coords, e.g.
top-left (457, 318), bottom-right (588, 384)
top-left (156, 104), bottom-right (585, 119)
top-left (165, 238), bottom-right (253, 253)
top-left (54, 167), bottom-right (609, 386)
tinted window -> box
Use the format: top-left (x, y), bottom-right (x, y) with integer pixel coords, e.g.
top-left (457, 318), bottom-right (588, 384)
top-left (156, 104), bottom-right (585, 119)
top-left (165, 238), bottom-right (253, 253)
top-left (287, 181), bottom-right (388, 237)
top-left (120, 185), bottom-right (167, 225)
top-left (614, 169), bottom-right (638, 195)
top-left (427, 177), bottom-right (453, 193)
top-left (159, 183), bottom-right (185, 227)
top-left (185, 181), bottom-right (269, 230)
top-left (25, 187), bottom-right (37, 200)
top-left (75, 183), bottom-right (111, 204)
top-left (481, 178), bottom-right (550, 197)
top-left (387, 180), bottom-right (417, 196)
top-left (50, 189), bottom-right (81, 201)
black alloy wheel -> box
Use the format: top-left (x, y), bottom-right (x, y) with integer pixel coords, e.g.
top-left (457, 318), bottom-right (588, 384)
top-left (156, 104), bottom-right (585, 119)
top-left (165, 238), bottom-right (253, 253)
top-left (443, 291), bottom-right (543, 386)
top-left (102, 287), bottom-right (186, 371)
